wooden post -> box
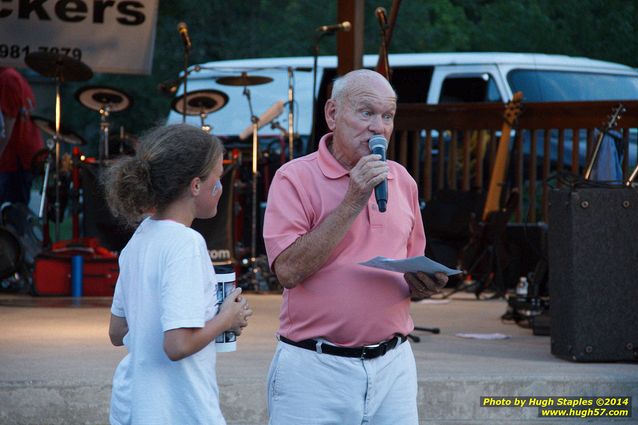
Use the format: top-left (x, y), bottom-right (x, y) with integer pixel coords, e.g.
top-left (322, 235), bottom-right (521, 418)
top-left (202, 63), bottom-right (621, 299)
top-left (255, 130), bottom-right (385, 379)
top-left (337, 0), bottom-right (364, 76)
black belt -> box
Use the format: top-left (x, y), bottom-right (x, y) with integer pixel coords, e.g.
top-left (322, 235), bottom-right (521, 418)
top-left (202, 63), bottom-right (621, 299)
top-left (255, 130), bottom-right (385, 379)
top-left (278, 334), bottom-right (407, 360)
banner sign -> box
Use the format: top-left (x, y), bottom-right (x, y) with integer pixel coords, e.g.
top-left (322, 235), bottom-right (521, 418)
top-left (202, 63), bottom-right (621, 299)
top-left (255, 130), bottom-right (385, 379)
top-left (0, 0), bottom-right (159, 75)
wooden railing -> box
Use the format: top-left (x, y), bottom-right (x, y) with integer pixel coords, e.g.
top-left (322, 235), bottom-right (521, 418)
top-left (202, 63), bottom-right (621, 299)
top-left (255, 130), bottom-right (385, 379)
top-left (391, 101), bottom-right (638, 223)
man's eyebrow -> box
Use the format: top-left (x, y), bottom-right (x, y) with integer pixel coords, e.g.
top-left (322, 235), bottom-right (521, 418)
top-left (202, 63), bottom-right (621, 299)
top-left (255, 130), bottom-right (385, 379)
top-left (355, 100), bottom-right (380, 109)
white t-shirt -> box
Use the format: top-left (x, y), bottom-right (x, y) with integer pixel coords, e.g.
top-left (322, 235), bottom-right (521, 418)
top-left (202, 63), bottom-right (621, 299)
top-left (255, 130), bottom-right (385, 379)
top-left (110, 218), bottom-right (225, 425)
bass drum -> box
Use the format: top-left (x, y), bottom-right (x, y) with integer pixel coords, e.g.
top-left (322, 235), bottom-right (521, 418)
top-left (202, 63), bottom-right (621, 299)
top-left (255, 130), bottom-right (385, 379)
top-left (0, 226), bottom-right (22, 280)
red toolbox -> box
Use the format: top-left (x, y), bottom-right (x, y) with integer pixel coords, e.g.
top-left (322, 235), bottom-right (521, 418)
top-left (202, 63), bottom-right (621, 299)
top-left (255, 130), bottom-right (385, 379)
top-left (33, 238), bottom-right (119, 296)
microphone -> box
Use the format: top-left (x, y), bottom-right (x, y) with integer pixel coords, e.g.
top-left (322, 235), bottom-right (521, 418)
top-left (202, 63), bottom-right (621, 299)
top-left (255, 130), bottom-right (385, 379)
top-left (368, 135), bottom-right (388, 213)
top-left (375, 7), bottom-right (388, 28)
top-left (316, 21), bottom-right (351, 33)
top-left (177, 22), bottom-right (192, 51)
top-left (239, 100), bottom-right (285, 140)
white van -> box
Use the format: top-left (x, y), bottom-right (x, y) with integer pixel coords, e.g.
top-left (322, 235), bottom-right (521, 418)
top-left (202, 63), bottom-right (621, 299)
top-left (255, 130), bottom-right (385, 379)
top-left (167, 52), bottom-right (638, 152)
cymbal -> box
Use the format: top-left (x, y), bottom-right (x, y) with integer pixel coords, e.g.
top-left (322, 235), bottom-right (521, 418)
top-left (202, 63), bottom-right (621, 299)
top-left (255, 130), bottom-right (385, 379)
top-left (25, 52), bottom-right (93, 82)
top-left (171, 89), bottom-right (229, 116)
top-left (216, 72), bottom-right (273, 87)
top-left (31, 115), bottom-right (87, 146)
top-left (75, 85), bottom-right (132, 112)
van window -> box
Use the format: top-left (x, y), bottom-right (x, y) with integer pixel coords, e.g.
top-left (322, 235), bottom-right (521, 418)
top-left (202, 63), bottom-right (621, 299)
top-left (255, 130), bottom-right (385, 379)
top-left (507, 70), bottom-right (638, 101)
top-left (439, 74), bottom-right (502, 103)
top-left (391, 67), bottom-right (433, 103)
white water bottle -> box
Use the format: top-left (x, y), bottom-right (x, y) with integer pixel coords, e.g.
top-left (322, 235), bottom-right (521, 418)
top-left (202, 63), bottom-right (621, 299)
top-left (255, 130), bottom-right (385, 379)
top-left (214, 266), bottom-right (237, 352)
top-left (516, 276), bottom-right (529, 298)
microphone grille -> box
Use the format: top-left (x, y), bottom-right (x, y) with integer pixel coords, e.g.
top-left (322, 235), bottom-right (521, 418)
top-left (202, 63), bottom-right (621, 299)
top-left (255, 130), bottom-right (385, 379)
top-left (177, 22), bottom-right (187, 32)
top-left (368, 135), bottom-right (388, 150)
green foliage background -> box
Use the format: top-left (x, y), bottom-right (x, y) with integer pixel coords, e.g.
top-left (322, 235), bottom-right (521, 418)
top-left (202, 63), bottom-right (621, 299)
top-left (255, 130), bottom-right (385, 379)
top-left (58, 0), bottom-right (637, 149)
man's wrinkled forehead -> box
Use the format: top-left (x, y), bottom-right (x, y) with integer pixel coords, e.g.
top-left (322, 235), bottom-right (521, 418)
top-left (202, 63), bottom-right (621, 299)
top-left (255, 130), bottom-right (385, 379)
top-left (345, 82), bottom-right (397, 108)
top-left (349, 90), bottom-right (396, 108)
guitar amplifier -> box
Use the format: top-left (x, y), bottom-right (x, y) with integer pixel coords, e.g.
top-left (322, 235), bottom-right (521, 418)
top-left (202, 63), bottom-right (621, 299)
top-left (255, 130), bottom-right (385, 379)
top-left (548, 187), bottom-right (638, 362)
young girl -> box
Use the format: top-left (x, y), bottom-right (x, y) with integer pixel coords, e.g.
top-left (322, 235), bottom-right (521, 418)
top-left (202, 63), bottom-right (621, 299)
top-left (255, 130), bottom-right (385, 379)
top-left (105, 124), bottom-right (252, 424)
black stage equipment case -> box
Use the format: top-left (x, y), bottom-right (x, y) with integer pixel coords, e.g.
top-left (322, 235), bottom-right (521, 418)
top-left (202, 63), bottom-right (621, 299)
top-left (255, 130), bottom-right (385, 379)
top-left (548, 187), bottom-right (638, 362)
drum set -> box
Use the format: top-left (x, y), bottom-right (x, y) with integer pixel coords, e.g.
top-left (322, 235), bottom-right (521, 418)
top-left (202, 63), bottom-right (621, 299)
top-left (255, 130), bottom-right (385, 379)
top-left (22, 52), bottom-right (134, 248)
top-left (7, 51), bottom-right (293, 292)
top-left (174, 70), bottom-right (288, 291)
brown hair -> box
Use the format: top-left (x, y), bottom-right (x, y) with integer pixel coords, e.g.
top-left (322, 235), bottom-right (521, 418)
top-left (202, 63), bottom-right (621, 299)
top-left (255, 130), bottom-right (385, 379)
top-left (103, 124), bottom-right (223, 227)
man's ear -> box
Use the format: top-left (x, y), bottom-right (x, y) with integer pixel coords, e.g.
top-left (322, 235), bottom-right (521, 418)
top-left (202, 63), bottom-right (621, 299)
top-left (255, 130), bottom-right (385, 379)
top-left (324, 99), bottom-right (337, 131)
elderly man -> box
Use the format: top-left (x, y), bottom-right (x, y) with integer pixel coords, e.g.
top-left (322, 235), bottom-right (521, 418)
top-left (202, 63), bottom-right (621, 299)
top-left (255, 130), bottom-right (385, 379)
top-left (263, 69), bottom-right (448, 424)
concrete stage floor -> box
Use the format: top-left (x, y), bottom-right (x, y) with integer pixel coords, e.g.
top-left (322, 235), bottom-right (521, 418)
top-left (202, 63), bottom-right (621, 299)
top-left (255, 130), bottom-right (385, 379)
top-left (0, 292), bottom-right (636, 424)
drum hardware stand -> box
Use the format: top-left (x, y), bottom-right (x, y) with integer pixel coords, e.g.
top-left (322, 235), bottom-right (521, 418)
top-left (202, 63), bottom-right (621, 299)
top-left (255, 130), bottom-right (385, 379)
top-left (98, 104), bottom-right (111, 162)
top-left (270, 120), bottom-right (287, 136)
top-left (71, 146), bottom-right (81, 240)
top-left (38, 135), bottom-right (55, 240)
top-left (181, 32), bottom-right (191, 124)
top-left (36, 71), bottom-right (65, 241)
top-left (75, 86), bottom-right (132, 162)
top-left (26, 51), bottom-right (93, 243)
top-left (287, 67), bottom-right (294, 160)
top-left (241, 85), bottom-right (273, 291)
top-left (242, 86), bottom-right (260, 264)
top-left (199, 109), bottom-right (212, 133)
top-left (216, 72), bottom-right (275, 291)
top-left (118, 126), bottom-right (126, 155)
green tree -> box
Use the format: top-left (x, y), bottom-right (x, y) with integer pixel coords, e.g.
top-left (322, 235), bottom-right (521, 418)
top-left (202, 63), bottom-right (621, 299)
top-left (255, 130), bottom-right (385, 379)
top-left (55, 0), bottom-right (637, 147)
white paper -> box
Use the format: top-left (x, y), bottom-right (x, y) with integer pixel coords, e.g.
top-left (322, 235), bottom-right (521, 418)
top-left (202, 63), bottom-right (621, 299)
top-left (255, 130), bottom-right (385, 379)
top-left (455, 333), bottom-right (511, 340)
top-left (415, 299), bottom-right (452, 305)
top-left (359, 256), bottom-right (462, 276)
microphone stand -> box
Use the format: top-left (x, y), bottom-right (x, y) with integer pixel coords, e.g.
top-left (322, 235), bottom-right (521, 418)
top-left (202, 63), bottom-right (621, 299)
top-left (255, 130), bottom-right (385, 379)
top-left (377, 19), bottom-right (390, 81)
top-left (182, 45), bottom-right (190, 124)
top-left (310, 32), bottom-right (329, 151)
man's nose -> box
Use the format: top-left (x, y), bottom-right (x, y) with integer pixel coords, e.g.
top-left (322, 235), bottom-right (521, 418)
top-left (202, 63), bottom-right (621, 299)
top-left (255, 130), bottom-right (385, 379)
top-left (368, 114), bottom-right (384, 133)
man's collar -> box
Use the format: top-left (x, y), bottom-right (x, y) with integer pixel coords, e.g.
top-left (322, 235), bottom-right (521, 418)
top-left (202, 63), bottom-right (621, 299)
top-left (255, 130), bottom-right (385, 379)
top-left (317, 133), bottom-right (394, 180)
top-left (317, 133), bottom-right (349, 179)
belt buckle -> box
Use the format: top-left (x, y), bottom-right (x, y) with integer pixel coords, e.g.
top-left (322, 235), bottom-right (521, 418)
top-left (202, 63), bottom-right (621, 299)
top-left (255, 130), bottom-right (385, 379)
top-left (361, 342), bottom-right (383, 359)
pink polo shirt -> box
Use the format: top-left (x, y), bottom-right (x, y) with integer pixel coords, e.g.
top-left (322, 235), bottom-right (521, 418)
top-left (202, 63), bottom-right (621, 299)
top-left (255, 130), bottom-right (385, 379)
top-left (263, 133), bottom-right (426, 346)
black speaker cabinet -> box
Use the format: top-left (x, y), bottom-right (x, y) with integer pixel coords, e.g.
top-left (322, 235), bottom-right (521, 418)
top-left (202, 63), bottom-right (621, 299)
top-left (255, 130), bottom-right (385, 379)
top-left (80, 163), bottom-right (134, 252)
top-left (548, 187), bottom-right (638, 362)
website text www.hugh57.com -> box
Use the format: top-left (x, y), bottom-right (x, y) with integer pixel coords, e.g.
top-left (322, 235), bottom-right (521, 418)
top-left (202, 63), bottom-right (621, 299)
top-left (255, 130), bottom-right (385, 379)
top-left (481, 396), bottom-right (631, 419)
top-left (539, 406), bottom-right (630, 418)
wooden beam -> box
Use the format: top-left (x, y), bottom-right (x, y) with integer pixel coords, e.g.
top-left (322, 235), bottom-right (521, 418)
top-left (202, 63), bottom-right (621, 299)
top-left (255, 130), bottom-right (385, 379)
top-left (337, 0), bottom-right (364, 76)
